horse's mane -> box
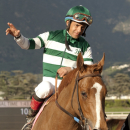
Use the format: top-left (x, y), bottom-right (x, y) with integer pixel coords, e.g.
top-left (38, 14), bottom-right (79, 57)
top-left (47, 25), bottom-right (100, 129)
top-left (47, 68), bottom-right (78, 103)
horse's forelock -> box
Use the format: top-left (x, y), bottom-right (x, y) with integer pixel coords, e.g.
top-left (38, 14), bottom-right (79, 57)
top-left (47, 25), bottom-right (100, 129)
top-left (82, 63), bottom-right (98, 74)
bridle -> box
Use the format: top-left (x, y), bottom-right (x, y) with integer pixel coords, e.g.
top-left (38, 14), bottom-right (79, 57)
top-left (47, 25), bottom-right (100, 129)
top-left (55, 71), bottom-right (101, 130)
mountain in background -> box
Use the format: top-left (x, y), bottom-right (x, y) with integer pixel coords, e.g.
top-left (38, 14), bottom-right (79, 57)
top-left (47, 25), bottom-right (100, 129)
top-left (1, 0), bottom-right (130, 74)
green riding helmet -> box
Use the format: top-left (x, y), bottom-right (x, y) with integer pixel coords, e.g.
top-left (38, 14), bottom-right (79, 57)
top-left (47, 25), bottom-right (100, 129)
top-left (65, 5), bottom-right (93, 25)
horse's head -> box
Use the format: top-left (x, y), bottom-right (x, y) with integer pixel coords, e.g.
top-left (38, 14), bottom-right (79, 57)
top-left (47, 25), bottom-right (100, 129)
top-left (72, 52), bottom-right (108, 130)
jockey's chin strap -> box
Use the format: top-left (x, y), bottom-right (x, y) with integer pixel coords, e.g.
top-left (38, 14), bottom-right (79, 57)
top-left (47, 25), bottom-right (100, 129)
top-left (55, 72), bottom-right (101, 130)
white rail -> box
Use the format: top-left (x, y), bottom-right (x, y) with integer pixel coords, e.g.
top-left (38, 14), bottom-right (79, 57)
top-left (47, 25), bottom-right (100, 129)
top-left (106, 112), bottom-right (129, 119)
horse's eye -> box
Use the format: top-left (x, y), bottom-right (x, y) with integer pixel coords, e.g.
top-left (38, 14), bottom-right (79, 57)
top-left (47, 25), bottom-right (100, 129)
top-left (81, 92), bottom-right (87, 98)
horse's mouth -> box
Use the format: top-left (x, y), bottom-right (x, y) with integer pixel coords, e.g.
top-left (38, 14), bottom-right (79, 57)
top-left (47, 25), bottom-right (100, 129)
top-left (86, 119), bottom-right (93, 130)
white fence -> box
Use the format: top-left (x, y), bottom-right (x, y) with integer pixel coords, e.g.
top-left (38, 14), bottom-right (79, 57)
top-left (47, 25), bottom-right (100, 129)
top-left (106, 112), bottom-right (129, 119)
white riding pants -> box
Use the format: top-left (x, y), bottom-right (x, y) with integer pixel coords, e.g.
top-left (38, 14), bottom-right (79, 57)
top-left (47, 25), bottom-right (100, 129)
top-left (34, 77), bottom-right (62, 99)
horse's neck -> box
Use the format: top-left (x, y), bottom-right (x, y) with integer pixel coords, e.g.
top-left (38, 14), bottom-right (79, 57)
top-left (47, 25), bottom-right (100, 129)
top-left (57, 80), bottom-right (77, 116)
top-left (54, 79), bottom-right (80, 129)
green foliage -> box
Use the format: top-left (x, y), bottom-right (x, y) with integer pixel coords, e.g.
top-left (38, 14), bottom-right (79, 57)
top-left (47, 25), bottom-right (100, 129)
top-left (0, 70), bottom-right (42, 100)
top-left (105, 100), bottom-right (115, 107)
top-left (105, 100), bottom-right (130, 108)
top-left (103, 66), bottom-right (130, 95)
top-left (105, 107), bottom-right (130, 112)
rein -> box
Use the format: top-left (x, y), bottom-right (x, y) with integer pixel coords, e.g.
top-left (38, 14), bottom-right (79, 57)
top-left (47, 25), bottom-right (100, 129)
top-left (55, 72), bottom-right (101, 130)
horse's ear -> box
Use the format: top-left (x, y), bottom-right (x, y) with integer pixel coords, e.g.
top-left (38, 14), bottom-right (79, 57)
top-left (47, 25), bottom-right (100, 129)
top-left (96, 53), bottom-right (105, 73)
top-left (99, 53), bottom-right (105, 66)
top-left (77, 52), bottom-right (84, 72)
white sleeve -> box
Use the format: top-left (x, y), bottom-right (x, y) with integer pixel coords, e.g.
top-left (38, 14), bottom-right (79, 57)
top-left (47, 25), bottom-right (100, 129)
top-left (14, 34), bottom-right (30, 50)
top-left (39, 32), bottom-right (49, 47)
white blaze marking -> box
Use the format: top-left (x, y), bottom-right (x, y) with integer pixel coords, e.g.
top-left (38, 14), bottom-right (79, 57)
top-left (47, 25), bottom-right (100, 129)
top-left (91, 82), bottom-right (102, 129)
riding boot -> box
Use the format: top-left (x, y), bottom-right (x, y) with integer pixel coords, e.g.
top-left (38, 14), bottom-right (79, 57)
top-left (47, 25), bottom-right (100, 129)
top-left (21, 94), bottom-right (45, 130)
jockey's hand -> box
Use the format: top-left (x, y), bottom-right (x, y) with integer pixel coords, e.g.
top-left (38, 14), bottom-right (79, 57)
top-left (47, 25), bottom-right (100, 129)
top-left (57, 67), bottom-right (72, 77)
top-left (6, 22), bottom-right (20, 37)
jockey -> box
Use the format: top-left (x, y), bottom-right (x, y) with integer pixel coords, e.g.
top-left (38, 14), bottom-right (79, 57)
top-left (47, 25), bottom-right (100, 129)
top-left (6, 5), bottom-right (93, 129)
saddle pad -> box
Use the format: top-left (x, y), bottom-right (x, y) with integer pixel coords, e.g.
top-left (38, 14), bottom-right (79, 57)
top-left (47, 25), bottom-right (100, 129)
top-left (31, 99), bottom-right (49, 130)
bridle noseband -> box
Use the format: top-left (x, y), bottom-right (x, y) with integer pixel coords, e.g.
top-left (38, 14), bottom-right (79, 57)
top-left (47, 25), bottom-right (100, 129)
top-left (55, 71), bottom-right (101, 130)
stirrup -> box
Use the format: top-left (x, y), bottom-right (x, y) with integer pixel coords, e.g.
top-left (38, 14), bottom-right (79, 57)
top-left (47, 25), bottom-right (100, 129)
top-left (21, 116), bottom-right (35, 130)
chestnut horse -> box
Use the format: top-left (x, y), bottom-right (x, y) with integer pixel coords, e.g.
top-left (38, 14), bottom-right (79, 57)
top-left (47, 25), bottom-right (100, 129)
top-left (32, 53), bottom-right (108, 130)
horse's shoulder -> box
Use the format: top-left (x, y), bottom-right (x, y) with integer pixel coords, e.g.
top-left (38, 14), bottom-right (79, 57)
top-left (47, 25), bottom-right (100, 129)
top-left (47, 94), bottom-right (55, 103)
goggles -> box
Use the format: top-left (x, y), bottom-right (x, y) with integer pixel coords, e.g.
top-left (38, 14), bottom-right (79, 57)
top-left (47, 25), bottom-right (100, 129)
top-left (66, 13), bottom-right (93, 25)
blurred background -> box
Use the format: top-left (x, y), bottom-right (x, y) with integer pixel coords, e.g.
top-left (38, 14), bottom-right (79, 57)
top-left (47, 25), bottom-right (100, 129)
top-left (1, 0), bottom-right (130, 129)
top-left (1, 0), bottom-right (130, 73)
